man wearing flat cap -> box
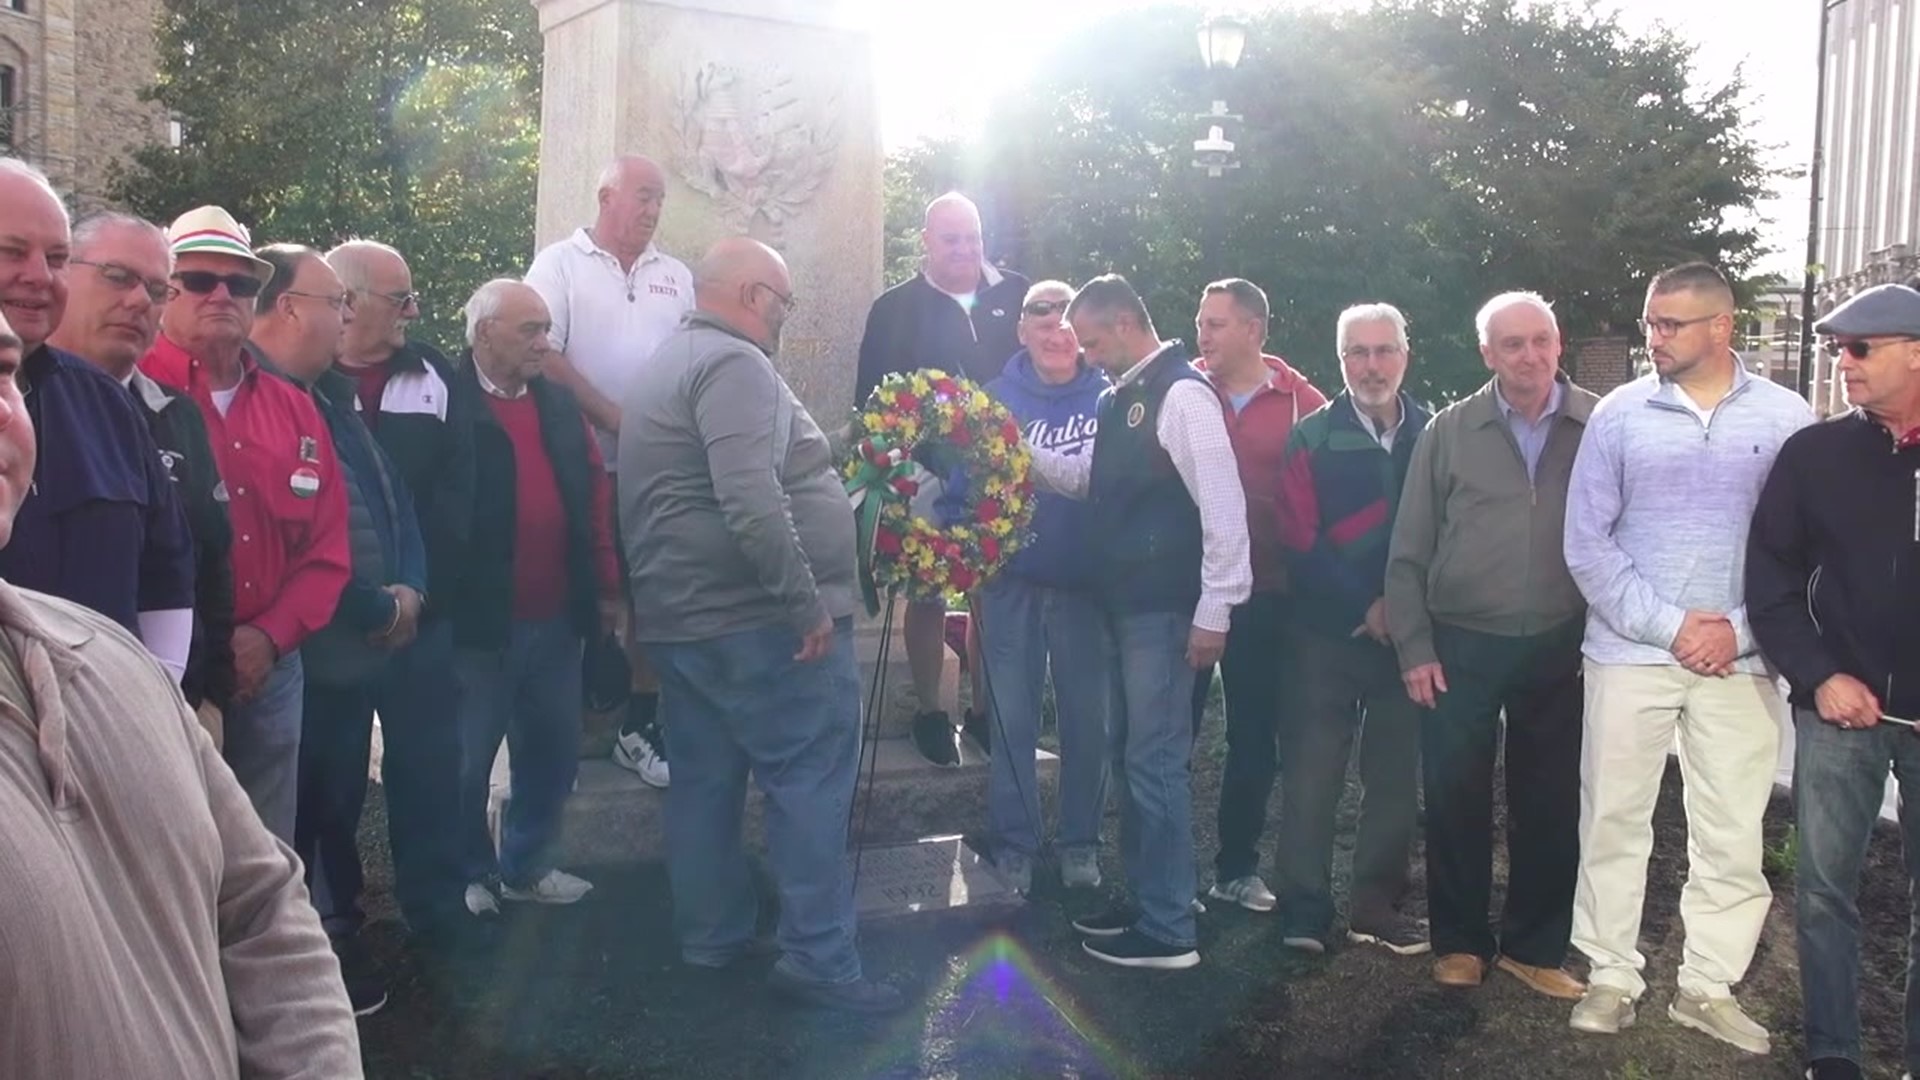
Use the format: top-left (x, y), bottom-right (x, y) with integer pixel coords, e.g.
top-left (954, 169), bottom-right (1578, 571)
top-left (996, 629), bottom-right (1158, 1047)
top-left (1747, 282), bottom-right (1920, 1080)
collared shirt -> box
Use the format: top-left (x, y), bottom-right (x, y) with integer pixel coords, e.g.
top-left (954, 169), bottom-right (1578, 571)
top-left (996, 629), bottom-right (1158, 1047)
top-left (1495, 377), bottom-right (1565, 482)
top-left (524, 227), bottom-right (694, 468)
top-left (139, 334), bottom-right (351, 654)
top-left (1352, 403), bottom-right (1405, 452)
top-left (474, 361), bottom-right (525, 400)
top-left (1031, 342), bottom-right (1253, 632)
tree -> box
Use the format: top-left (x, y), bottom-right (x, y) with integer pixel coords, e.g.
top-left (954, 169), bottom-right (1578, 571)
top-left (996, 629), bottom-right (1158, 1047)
top-left (887, 0), bottom-right (1773, 401)
top-left (114, 0), bottom-right (543, 350)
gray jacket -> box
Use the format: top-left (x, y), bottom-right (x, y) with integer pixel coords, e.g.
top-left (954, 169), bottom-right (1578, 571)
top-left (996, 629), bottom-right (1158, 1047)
top-left (618, 311), bottom-right (857, 643)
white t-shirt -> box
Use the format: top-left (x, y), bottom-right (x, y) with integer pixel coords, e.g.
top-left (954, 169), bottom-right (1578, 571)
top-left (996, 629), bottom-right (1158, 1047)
top-left (525, 228), bottom-right (694, 468)
top-left (210, 385), bottom-right (240, 418)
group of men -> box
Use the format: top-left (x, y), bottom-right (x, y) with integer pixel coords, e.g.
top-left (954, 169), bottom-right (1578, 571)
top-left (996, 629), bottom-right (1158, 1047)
top-left (863, 194), bottom-right (1920, 1079)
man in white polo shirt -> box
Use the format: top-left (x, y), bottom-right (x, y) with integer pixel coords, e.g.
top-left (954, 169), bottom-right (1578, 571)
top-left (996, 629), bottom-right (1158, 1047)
top-left (525, 153), bottom-right (692, 788)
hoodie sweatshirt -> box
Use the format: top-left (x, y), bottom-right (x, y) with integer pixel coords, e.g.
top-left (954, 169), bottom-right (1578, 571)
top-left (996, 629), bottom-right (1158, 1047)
top-left (1194, 354), bottom-right (1329, 594)
top-left (987, 349), bottom-right (1109, 589)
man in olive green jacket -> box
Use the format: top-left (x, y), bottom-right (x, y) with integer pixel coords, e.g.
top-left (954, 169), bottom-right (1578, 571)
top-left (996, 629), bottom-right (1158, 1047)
top-left (1384, 291), bottom-right (1600, 999)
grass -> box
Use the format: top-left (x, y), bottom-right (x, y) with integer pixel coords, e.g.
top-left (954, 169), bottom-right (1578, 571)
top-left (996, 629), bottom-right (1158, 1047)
top-left (1763, 825), bottom-right (1800, 878)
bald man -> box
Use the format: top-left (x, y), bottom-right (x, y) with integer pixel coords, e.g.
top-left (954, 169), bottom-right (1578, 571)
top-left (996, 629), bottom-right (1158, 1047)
top-left (526, 154), bottom-right (691, 787)
top-left (621, 237), bottom-right (901, 1014)
top-left (854, 191), bottom-right (1030, 766)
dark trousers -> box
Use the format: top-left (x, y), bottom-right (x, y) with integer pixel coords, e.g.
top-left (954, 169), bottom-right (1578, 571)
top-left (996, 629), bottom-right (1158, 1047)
top-left (295, 620), bottom-right (467, 936)
top-left (1275, 627), bottom-right (1420, 936)
top-left (1422, 618), bottom-right (1583, 965)
top-left (1200, 591), bottom-right (1290, 881)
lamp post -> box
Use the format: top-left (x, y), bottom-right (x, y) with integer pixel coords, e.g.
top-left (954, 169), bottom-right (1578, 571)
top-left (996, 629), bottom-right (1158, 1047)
top-left (1799, 0), bottom-right (1851, 401)
top-left (1192, 14), bottom-right (1247, 178)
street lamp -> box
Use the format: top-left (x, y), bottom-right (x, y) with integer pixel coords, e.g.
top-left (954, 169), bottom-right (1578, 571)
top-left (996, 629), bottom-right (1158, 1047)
top-left (1192, 14), bottom-right (1247, 178)
top-left (1197, 15), bottom-right (1247, 72)
top-left (1799, 0), bottom-right (1851, 401)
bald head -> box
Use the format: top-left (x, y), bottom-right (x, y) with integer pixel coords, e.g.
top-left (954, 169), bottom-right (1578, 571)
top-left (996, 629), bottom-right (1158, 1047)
top-left (921, 192), bottom-right (985, 294)
top-left (695, 237), bottom-right (793, 353)
top-left (594, 155), bottom-right (668, 262)
top-left (0, 159), bottom-right (71, 351)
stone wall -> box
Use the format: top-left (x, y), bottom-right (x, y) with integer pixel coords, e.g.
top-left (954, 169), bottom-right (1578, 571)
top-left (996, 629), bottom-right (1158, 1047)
top-left (0, 0), bottom-right (164, 206)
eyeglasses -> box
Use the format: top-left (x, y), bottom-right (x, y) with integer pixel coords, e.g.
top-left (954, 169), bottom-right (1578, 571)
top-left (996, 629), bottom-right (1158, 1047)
top-left (752, 282), bottom-right (798, 312)
top-left (363, 289), bottom-right (420, 310)
top-left (283, 289), bottom-right (355, 311)
top-left (1822, 336), bottom-right (1920, 359)
top-left (1341, 343), bottom-right (1406, 361)
top-left (1023, 299), bottom-right (1069, 318)
top-left (1636, 314), bottom-right (1719, 339)
top-left (172, 270), bottom-right (264, 299)
top-left (70, 259), bottom-right (171, 304)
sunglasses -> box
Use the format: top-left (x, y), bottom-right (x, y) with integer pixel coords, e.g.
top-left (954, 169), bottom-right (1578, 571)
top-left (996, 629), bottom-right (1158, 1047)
top-left (1023, 299), bottom-right (1069, 317)
top-left (1822, 336), bottom-right (1920, 359)
top-left (172, 270), bottom-right (264, 299)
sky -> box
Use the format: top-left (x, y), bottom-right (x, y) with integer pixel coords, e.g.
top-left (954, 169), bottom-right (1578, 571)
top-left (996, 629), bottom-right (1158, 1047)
top-left (852, 0), bottom-right (1815, 275)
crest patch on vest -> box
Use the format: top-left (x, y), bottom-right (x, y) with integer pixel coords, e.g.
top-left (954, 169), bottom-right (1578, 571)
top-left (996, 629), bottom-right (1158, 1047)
top-left (1126, 402), bottom-right (1146, 428)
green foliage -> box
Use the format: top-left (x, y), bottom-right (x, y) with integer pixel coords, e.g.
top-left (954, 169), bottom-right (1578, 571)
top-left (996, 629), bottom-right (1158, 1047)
top-left (885, 0), bottom-right (1773, 402)
top-left (113, 0), bottom-right (543, 349)
top-left (1763, 824), bottom-right (1799, 877)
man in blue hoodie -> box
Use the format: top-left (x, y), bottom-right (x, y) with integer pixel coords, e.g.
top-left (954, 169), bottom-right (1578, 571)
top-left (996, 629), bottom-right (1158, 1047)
top-left (979, 281), bottom-right (1111, 895)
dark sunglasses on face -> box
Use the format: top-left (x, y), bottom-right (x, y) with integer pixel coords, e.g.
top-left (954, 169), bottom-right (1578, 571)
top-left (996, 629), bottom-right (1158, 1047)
top-left (1023, 299), bottom-right (1068, 318)
top-left (172, 270), bottom-right (264, 299)
top-left (1822, 336), bottom-right (1920, 359)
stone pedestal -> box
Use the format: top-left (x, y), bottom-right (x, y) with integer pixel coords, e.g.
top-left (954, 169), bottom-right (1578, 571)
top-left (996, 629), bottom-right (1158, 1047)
top-left (530, 0), bottom-right (881, 427)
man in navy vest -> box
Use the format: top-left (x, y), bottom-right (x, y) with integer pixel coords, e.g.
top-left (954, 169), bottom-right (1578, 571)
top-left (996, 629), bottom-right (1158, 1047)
top-left (1027, 274), bottom-right (1252, 969)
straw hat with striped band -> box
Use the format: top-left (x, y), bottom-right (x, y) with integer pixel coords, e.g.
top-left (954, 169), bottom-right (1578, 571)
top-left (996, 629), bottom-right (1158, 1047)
top-left (165, 205), bottom-right (276, 283)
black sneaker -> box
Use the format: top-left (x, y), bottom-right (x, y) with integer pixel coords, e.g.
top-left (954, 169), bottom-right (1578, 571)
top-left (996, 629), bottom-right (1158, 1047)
top-left (1806, 1059), bottom-right (1866, 1080)
top-left (912, 710), bottom-right (960, 767)
top-left (767, 968), bottom-right (906, 1014)
top-left (1071, 906), bottom-right (1137, 938)
top-left (332, 936), bottom-right (388, 1018)
top-left (1347, 915), bottom-right (1432, 956)
top-left (963, 708), bottom-right (991, 754)
top-left (1082, 928), bottom-right (1200, 970)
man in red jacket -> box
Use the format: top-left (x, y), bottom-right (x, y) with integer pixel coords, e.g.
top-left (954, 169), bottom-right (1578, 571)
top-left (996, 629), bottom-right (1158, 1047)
top-left (1189, 277), bottom-right (1327, 913)
top-left (140, 206), bottom-right (350, 844)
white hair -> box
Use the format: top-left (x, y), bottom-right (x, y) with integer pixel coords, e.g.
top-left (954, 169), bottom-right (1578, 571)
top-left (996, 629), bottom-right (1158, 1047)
top-left (72, 211), bottom-right (168, 261)
top-left (1475, 291), bottom-right (1557, 346)
top-left (0, 156), bottom-right (68, 225)
top-left (1336, 303), bottom-right (1410, 354)
top-left (325, 239), bottom-right (406, 292)
top-left (1022, 280), bottom-right (1074, 307)
top-left (462, 278), bottom-right (524, 346)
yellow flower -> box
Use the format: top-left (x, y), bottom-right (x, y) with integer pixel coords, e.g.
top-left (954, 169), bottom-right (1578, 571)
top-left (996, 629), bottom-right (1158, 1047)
top-left (910, 375), bottom-right (932, 396)
top-left (991, 519), bottom-right (1013, 537)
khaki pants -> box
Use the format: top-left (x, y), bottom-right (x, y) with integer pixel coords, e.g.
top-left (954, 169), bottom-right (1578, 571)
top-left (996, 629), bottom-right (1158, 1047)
top-left (195, 700), bottom-right (224, 752)
top-left (1571, 661), bottom-right (1782, 999)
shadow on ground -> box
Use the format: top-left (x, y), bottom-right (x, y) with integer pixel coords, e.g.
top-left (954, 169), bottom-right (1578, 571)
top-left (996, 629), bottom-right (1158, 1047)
top-left (355, 696), bottom-right (1912, 1079)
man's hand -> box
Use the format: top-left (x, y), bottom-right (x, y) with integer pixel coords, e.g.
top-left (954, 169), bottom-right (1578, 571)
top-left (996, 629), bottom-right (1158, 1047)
top-left (370, 585), bottom-right (423, 650)
top-left (794, 616), bottom-right (834, 663)
top-left (1815, 672), bottom-right (1883, 729)
top-left (1350, 598), bottom-right (1391, 645)
top-left (1671, 610), bottom-right (1736, 676)
top-left (1402, 662), bottom-right (1448, 709)
top-left (1187, 625), bottom-right (1227, 671)
top-left (231, 625), bottom-right (277, 703)
top-left (599, 594), bottom-right (631, 645)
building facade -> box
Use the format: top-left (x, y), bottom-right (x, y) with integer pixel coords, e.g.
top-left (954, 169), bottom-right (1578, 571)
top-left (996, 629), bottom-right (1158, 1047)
top-left (1, 0), bottom-right (165, 206)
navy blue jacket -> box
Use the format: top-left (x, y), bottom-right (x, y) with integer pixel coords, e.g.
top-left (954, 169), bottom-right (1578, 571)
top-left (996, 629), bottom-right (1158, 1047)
top-left (0, 345), bottom-right (194, 634)
top-left (986, 349), bottom-right (1105, 589)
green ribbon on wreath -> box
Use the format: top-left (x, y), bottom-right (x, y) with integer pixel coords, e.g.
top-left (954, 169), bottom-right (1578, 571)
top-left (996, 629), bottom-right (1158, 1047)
top-left (844, 435), bottom-right (919, 616)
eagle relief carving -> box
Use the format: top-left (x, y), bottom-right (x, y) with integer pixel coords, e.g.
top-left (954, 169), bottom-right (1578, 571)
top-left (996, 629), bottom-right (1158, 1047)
top-left (669, 61), bottom-right (842, 241)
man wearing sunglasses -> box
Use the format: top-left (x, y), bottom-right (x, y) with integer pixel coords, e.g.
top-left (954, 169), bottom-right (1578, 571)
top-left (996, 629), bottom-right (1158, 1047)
top-left (1748, 283), bottom-right (1920, 1080)
top-left (0, 159), bottom-right (198, 686)
top-left (49, 211), bottom-right (236, 747)
top-left (141, 205), bottom-right (351, 846)
top-left (1563, 262), bottom-right (1813, 1053)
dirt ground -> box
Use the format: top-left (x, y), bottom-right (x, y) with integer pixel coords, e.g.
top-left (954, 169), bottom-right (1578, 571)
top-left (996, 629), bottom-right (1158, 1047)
top-left (354, 695), bottom-right (1915, 1079)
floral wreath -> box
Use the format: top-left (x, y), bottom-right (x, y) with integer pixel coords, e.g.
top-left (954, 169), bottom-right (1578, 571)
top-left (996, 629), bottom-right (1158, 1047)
top-left (843, 368), bottom-right (1035, 609)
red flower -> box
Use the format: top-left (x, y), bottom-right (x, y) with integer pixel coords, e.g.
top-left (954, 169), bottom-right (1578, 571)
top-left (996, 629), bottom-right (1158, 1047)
top-left (1002, 419), bottom-right (1020, 442)
top-left (949, 565), bottom-right (976, 591)
top-left (951, 422), bottom-right (973, 446)
top-left (896, 391), bottom-right (921, 412)
top-left (981, 536), bottom-right (1001, 562)
top-left (934, 377), bottom-right (959, 397)
top-left (875, 528), bottom-right (902, 555)
top-left (975, 499), bottom-right (1002, 523)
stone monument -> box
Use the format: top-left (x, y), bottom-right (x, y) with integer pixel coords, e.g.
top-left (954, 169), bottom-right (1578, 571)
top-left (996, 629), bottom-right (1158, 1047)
top-left (529, 0), bottom-right (881, 426)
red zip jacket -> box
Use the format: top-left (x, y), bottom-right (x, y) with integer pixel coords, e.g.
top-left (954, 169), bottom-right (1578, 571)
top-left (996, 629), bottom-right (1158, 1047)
top-left (140, 334), bottom-right (350, 655)
top-left (1194, 354), bottom-right (1328, 594)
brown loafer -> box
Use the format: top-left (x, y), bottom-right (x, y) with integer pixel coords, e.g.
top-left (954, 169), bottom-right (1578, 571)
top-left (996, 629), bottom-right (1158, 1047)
top-left (1496, 956), bottom-right (1587, 1000)
top-left (1432, 952), bottom-right (1487, 987)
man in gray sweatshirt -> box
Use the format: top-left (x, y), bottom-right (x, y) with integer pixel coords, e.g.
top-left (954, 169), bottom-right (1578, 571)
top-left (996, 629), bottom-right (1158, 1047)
top-left (618, 237), bottom-right (900, 1015)
top-left (1562, 263), bottom-right (1812, 1053)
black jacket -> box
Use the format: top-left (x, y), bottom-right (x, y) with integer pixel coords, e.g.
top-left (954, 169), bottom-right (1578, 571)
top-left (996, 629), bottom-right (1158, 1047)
top-left (445, 356), bottom-right (601, 650)
top-left (129, 369), bottom-right (235, 710)
top-left (853, 267), bottom-right (1031, 405)
top-left (1747, 410), bottom-right (1920, 717)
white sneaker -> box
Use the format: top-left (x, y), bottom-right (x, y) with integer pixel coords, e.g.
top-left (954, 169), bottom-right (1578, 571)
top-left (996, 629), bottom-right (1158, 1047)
top-left (1569, 985), bottom-right (1637, 1035)
top-left (1668, 988), bottom-right (1770, 1055)
top-left (501, 869), bottom-right (594, 905)
top-left (463, 881), bottom-right (501, 917)
top-left (612, 727), bottom-right (670, 788)
top-left (1207, 875), bottom-right (1277, 913)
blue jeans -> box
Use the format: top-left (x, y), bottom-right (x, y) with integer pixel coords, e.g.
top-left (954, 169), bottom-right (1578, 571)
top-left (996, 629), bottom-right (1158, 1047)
top-left (455, 617), bottom-right (584, 888)
top-left (224, 649), bottom-right (305, 845)
top-left (977, 579), bottom-right (1112, 858)
top-left (1794, 706), bottom-right (1920, 1073)
top-left (298, 621), bottom-right (465, 936)
top-left (1106, 610), bottom-right (1199, 948)
top-left (644, 617), bottom-right (864, 986)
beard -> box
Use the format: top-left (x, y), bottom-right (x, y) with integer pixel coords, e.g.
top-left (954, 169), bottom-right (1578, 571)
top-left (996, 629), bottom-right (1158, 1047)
top-left (1350, 383), bottom-right (1396, 409)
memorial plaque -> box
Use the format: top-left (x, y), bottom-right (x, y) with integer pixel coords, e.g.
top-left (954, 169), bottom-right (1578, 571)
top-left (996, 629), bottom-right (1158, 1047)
top-left (850, 835), bottom-right (1023, 919)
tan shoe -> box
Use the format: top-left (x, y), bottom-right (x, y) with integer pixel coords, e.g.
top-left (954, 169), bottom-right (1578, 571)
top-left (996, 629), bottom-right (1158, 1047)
top-left (1432, 953), bottom-right (1487, 987)
top-left (1497, 956), bottom-right (1587, 1000)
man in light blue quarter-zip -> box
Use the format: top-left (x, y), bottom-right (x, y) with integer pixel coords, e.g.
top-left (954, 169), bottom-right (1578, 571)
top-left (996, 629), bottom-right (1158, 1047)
top-left (1562, 262), bottom-right (1813, 1054)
